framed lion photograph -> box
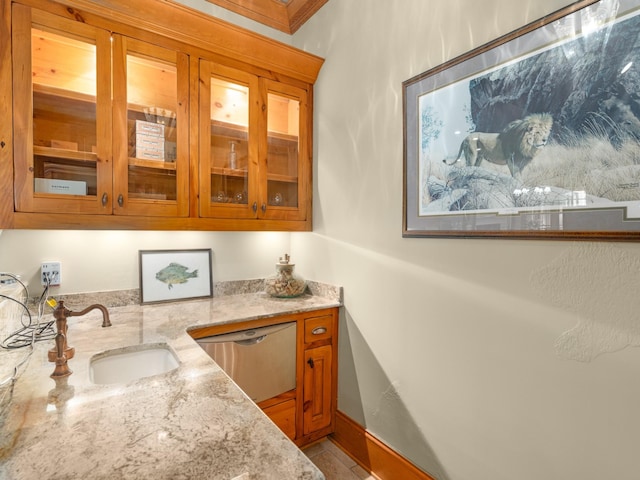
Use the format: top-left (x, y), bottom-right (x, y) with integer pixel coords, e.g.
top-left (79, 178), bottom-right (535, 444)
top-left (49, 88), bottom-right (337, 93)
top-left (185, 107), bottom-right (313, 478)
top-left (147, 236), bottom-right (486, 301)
top-left (403, 0), bottom-right (640, 240)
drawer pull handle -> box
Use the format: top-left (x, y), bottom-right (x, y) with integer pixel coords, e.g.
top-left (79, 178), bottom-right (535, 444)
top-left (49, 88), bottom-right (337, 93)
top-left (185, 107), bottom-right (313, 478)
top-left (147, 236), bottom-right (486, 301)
top-left (312, 327), bottom-right (327, 335)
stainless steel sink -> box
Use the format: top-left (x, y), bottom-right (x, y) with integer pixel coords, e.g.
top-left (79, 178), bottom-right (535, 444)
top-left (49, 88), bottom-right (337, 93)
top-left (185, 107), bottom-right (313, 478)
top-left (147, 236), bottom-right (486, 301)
top-left (89, 343), bottom-right (179, 384)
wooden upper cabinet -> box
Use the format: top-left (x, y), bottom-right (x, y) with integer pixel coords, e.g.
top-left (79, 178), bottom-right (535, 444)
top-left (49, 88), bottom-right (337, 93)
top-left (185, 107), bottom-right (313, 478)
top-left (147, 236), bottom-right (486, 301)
top-left (199, 62), bottom-right (310, 222)
top-left (13, 7), bottom-right (190, 218)
top-left (3, 0), bottom-right (323, 231)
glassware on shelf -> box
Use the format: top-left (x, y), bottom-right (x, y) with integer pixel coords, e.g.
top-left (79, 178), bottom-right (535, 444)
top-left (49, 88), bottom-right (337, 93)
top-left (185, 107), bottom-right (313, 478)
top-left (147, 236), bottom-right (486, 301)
top-left (271, 192), bottom-right (284, 205)
top-left (228, 141), bottom-right (237, 169)
top-left (233, 191), bottom-right (247, 204)
top-left (265, 253), bottom-right (307, 298)
top-left (214, 190), bottom-right (228, 203)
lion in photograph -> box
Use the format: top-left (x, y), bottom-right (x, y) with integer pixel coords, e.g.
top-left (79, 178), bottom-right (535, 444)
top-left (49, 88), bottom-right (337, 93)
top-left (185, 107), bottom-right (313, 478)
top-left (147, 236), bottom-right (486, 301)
top-left (444, 113), bottom-right (553, 178)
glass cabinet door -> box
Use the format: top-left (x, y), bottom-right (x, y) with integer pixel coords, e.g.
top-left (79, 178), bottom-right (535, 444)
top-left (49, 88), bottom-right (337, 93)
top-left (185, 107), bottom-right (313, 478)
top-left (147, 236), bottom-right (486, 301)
top-left (13, 5), bottom-right (112, 214)
top-left (199, 61), bottom-right (259, 219)
top-left (261, 79), bottom-right (309, 221)
top-left (112, 36), bottom-right (189, 217)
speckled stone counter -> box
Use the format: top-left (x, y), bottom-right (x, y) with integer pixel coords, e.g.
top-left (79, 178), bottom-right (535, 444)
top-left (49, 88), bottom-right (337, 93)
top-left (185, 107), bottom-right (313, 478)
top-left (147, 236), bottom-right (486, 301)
top-left (0, 281), bottom-right (342, 480)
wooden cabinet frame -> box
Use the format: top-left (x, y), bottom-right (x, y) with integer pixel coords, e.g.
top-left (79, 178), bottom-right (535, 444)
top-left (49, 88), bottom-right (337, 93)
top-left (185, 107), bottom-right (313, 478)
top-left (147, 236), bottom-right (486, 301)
top-left (198, 61), bottom-right (261, 220)
top-left (111, 35), bottom-right (191, 217)
top-left (12, 5), bottom-right (114, 215)
top-left (0, 0), bottom-right (323, 231)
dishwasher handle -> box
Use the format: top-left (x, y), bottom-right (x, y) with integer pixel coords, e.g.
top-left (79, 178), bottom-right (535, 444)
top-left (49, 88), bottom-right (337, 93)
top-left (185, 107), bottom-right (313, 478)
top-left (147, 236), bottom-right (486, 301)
top-left (234, 335), bottom-right (267, 346)
top-left (195, 321), bottom-right (295, 345)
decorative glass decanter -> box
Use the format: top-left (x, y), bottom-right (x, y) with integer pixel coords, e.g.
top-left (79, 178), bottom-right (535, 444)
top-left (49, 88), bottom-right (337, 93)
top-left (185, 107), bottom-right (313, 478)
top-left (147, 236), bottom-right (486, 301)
top-left (265, 254), bottom-right (307, 298)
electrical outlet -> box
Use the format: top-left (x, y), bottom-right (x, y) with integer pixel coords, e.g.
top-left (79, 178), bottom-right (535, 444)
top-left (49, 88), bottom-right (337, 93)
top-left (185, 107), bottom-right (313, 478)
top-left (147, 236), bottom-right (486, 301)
top-left (41, 261), bottom-right (61, 286)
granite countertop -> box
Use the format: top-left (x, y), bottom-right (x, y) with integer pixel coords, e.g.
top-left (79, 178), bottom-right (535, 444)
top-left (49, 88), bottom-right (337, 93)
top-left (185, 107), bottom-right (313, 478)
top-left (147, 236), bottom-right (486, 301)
top-left (0, 281), bottom-right (342, 480)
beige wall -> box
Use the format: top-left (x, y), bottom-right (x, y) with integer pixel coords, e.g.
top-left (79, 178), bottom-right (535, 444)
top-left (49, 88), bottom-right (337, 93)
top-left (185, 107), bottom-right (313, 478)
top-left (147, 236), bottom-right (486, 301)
top-left (291, 1), bottom-right (640, 479)
top-left (0, 230), bottom-right (291, 293)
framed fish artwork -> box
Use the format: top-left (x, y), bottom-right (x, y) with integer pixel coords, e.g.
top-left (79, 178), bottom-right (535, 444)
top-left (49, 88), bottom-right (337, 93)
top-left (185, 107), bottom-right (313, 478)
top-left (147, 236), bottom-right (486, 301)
top-left (139, 249), bottom-right (213, 304)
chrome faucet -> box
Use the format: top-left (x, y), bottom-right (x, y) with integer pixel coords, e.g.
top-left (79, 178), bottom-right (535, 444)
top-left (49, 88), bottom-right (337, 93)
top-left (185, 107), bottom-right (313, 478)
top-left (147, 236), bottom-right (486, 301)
top-left (48, 301), bottom-right (112, 378)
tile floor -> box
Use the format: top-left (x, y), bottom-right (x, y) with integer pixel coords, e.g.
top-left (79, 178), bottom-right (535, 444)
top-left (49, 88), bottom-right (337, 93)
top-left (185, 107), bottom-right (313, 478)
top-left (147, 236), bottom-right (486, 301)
top-left (303, 438), bottom-right (377, 480)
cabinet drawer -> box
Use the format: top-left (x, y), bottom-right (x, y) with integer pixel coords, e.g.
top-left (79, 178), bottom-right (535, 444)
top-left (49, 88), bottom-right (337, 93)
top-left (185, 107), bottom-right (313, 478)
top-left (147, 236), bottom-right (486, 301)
top-left (304, 314), bottom-right (334, 344)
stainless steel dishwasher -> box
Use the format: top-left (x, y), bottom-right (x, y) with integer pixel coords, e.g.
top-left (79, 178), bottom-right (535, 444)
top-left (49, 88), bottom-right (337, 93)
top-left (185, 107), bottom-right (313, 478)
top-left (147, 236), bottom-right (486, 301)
top-left (196, 322), bottom-right (296, 403)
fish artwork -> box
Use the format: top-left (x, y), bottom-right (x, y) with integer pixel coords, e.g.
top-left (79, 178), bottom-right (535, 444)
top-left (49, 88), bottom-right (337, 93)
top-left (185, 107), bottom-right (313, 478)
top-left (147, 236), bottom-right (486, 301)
top-left (155, 262), bottom-right (198, 289)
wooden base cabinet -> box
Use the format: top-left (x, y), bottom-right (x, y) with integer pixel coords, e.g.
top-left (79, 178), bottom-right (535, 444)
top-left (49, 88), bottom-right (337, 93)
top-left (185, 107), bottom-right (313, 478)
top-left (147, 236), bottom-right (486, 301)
top-left (0, 0), bottom-right (322, 231)
top-left (189, 307), bottom-right (338, 447)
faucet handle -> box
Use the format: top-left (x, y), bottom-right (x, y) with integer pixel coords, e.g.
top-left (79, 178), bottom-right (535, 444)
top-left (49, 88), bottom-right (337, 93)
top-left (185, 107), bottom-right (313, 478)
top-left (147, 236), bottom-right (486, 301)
top-left (48, 299), bottom-right (75, 362)
top-left (50, 333), bottom-right (72, 378)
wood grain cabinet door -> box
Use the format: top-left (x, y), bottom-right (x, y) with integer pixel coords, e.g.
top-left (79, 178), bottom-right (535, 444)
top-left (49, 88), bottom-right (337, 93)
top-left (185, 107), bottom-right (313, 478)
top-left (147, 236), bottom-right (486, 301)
top-left (259, 79), bottom-right (310, 222)
top-left (198, 61), bottom-right (259, 220)
top-left (112, 35), bottom-right (190, 217)
top-left (302, 344), bottom-right (333, 435)
top-left (12, 5), bottom-right (113, 215)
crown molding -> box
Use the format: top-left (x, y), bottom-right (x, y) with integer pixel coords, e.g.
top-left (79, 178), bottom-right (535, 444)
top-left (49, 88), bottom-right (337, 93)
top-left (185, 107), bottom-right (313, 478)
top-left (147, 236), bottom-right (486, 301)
top-left (206, 0), bottom-right (328, 34)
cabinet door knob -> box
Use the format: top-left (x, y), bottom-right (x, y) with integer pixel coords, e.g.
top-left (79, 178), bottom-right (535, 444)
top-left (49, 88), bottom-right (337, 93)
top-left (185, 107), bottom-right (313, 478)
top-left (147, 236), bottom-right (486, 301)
top-left (312, 327), bottom-right (327, 335)
top-left (117, 194), bottom-right (123, 207)
top-left (252, 202), bottom-right (257, 213)
top-left (261, 203), bottom-right (266, 213)
top-left (307, 358), bottom-right (314, 369)
top-left (101, 193), bottom-right (108, 206)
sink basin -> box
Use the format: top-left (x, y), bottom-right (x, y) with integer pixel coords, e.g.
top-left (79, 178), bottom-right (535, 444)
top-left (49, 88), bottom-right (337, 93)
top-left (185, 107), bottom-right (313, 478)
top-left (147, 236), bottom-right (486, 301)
top-left (90, 343), bottom-right (179, 384)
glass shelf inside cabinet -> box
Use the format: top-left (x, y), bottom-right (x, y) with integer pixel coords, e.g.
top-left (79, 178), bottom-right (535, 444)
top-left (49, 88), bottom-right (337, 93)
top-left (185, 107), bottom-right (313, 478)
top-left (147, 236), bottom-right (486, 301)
top-left (126, 52), bottom-right (179, 201)
top-left (209, 78), bottom-right (249, 205)
top-left (267, 93), bottom-right (299, 208)
top-left (31, 28), bottom-right (98, 197)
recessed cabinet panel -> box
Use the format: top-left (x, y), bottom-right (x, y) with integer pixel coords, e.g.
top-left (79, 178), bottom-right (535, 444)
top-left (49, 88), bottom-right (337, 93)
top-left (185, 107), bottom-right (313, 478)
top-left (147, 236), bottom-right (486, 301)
top-left (32, 29), bottom-right (97, 197)
top-left (210, 78), bottom-right (250, 206)
top-left (127, 53), bottom-right (178, 200)
top-left (267, 92), bottom-right (299, 209)
top-left (303, 345), bottom-right (333, 435)
top-left (261, 80), bottom-right (309, 222)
